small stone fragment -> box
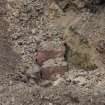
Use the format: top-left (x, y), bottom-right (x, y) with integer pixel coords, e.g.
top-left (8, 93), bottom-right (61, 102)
top-left (21, 75), bottom-right (28, 83)
top-left (73, 76), bottom-right (87, 86)
top-left (49, 1), bottom-right (63, 19)
top-left (40, 80), bottom-right (52, 87)
top-left (53, 76), bottom-right (65, 86)
top-left (26, 63), bottom-right (41, 81)
top-left (49, 103), bottom-right (53, 105)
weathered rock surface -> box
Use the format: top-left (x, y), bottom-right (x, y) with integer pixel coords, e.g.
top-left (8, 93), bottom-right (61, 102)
top-left (41, 58), bottom-right (67, 79)
top-left (36, 41), bottom-right (65, 65)
top-left (36, 40), bottom-right (67, 79)
top-left (64, 24), bottom-right (98, 70)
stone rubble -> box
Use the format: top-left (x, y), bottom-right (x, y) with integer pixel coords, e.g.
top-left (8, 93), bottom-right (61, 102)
top-left (7, 0), bottom-right (68, 81)
top-left (36, 41), bottom-right (67, 79)
top-left (1, 0), bottom-right (105, 105)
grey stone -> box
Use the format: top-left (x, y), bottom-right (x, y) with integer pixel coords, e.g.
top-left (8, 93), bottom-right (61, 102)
top-left (26, 63), bottom-right (41, 80)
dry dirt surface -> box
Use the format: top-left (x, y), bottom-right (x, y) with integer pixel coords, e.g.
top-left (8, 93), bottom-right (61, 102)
top-left (1, 0), bottom-right (105, 105)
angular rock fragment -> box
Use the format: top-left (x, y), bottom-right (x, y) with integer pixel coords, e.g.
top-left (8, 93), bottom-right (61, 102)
top-left (41, 58), bottom-right (67, 79)
top-left (73, 76), bottom-right (87, 86)
top-left (53, 0), bottom-right (86, 11)
top-left (26, 63), bottom-right (41, 81)
top-left (54, 0), bottom-right (70, 11)
top-left (36, 41), bottom-right (65, 65)
top-left (39, 80), bottom-right (52, 87)
top-left (49, 1), bottom-right (63, 19)
top-left (53, 76), bottom-right (65, 86)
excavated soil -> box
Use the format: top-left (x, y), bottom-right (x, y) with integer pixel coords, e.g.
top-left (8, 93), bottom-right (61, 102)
top-left (1, 0), bottom-right (105, 105)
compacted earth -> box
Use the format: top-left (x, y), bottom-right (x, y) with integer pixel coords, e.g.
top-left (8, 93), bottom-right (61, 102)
top-left (1, 0), bottom-right (105, 105)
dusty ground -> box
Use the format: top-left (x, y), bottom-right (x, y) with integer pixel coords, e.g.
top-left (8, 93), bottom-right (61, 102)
top-left (1, 0), bottom-right (105, 105)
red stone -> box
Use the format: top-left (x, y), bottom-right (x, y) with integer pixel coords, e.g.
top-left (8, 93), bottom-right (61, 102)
top-left (36, 49), bottom-right (65, 65)
top-left (41, 66), bottom-right (67, 79)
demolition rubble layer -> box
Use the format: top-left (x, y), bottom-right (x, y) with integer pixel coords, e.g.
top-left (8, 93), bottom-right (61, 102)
top-left (1, 0), bottom-right (105, 105)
